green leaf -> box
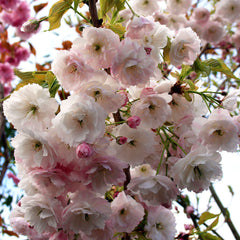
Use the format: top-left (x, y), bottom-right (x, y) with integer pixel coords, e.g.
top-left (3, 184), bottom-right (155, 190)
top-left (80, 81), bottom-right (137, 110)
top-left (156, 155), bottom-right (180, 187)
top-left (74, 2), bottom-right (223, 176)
top-left (14, 70), bottom-right (47, 91)
top-left (48, 0), bottom-right (73, 31)
top-left (205, 215), bottom-right (220, 231)
top-left (200, 232), bottom-right (221, 240)
top-left (107, 23), bottom-right (125, 38)
top-left (163, 37), bottom-right (171, 64)
top-left (228, 185), bottom-right (234, 196)
top-left (99, 0), bottom-right (125, 18)
top-left (14, 70), bottom-right (60, 97)
top-left (193, 58), bottom-right (211, 77)
top-left (204, 58), bottom-right (240, 81)
top-left (45, 71), bottom-right (60, 97)
top-left (179, 65), bottom-right (193, 81)
top-left (73, 0), bottom-right (79, 11)
top-left (183, 91), bottom-right (192, 101)
top-left (198, 211), bottom-right (219, 225)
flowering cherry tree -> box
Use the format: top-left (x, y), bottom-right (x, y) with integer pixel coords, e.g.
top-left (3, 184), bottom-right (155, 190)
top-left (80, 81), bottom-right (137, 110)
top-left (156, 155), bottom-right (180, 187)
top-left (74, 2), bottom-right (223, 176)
top-left (1, 0), bottom-right (240, 239)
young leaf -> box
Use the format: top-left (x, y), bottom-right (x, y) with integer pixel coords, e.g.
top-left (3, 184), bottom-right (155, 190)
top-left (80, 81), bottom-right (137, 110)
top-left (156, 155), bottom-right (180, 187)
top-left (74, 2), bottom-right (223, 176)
top-left (99, 0), bottom-right (125, 18)
top-left (200, 232), bottom-right (221, 240)
top-left (198, 211), bottom-right (219, 225)
top-left (73, 0), bottom-right (80, 11)
top-left (107, 23), bottom-right (125, 38)
top-left (48, 0), bottom-right (73, 31)
top-left (163, 37), bottom-right (171, 64)
top-left (205, 215), bottom-right (220, 231)
top-left (193, 58), bottom-right (211, 77)
top-left (204, 58), bottom-right (240, 81)
top-left (228, 185), bottom-right (234, 196)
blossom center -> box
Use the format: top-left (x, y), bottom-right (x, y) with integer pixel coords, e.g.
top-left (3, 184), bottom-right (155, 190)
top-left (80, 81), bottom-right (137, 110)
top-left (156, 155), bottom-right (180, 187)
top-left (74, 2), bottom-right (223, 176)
top-left (213, 129), bottom-right (224, 136)
top-left (194, 166), bottom-right (202, 179)
top-left (34, 141), bottom-right (42, 152)
top-left (30, 105), bottom-right (38, 114)
top-left (156, 222), bottom-right (163, 230)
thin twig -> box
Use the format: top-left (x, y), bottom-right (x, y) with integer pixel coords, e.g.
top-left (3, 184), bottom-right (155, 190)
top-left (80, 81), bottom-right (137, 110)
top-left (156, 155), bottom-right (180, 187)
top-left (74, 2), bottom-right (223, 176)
top-left (209, 184), bottom-right (240, 240)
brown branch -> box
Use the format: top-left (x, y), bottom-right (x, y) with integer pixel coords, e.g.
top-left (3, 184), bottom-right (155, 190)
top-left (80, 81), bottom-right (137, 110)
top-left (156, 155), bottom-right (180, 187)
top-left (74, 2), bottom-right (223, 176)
top-left (123, 165), bottom-right (131, 190)
top-left (88, 0), bottom-right (102, 28)
top-left (0, 133), bottom-right (10, 186)
top-left (0, 82), bottom-right (8, 187)
top-left (209, 184), bottom-right (240, 240)
top-left (0, 83), bottom-right (5, 140)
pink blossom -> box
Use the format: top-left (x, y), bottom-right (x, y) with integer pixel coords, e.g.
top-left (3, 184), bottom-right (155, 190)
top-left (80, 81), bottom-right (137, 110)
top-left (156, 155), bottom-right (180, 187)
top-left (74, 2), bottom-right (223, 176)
top-left (125, 16), bottom-right (154, 40)
top-left (145, 206), bottom-right (176, 240)
top-left (167, 0), bottom-right (192, 15)
top-left (202, 21), bottom-right (225, 43)
top-left (110, 191), bottom-right (144, 233)
top-left (192, 7), bottom-right (210, 24)
top-left (111, 38), bottom-right (156, 87)
top-left (72, 27), bottom-right (120, 69)
top-left (52, 50), bottom-right (102, 92)
top-left (215, 0), bottom-right (240, 23)
top-left (21, 194), bottom-right (63, 234)
top-left (62, 189), bottom-right (111, 234)
top-left (80, 155), bottom-right (128, 194)
top-left (0, 63), bottom-right (14, 83)
top-left (76, 143), bottom-right (94, 158)
top-left (129, 175), bottom-right (179, 206)
top-left (153, 12), bottom-right (169, 25)
top-left (1, 1), bottom-right (30, 27)
top-left (0, 0), bottom-right (20, 10)
top-left (170, 27), bottom-right (201, 67)
top-left (171, 146), bottom-right (222, 192)
top-left (127, 116), bottom-right (141, 128)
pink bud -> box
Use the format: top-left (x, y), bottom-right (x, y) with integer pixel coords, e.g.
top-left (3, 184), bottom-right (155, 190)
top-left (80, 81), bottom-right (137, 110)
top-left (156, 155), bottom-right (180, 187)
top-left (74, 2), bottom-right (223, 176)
top-left (116, 136), bottom-right (128, 145)
top-left (184, 224), bottom-right (194, 231)
top-left (186, 206), bottom-right (194, 217)
top-left (127, 116), bottom-right (141, 128)
top-left (7, 172), bottom-right (20, 185)
top-left (140, 87), bottom-right (155, 97)
top-left (144, 47), bottom-right (152, 55)
top-left (21, 19), bottom-right (40, 33)
top-left (76, 143), bottom-right (93, 158)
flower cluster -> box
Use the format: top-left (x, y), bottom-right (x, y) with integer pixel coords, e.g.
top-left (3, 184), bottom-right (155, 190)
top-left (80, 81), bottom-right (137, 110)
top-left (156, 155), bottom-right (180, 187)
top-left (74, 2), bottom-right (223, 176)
top-left (0, 0), bottom-right (37, 95)
top-left (3, 0), bottom-right (240, 239)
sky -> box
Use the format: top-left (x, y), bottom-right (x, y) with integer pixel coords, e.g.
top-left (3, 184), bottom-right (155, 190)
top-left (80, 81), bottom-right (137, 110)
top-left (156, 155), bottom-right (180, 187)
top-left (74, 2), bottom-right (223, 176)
top-left (2, 0), bottom-right (240, 239)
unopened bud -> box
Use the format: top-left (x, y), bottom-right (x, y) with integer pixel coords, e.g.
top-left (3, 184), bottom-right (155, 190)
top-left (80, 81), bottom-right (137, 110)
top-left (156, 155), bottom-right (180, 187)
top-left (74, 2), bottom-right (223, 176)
top-left (116, 136), bottom-right (127, 145)
top-left (21, 19), bottom-right (40, 33)
top-left (76, 143), bottom-right (93, 158)
top-left (127, 116), bottom-right (141, 129)
top-left (186, 206), bottom-right (194, 218)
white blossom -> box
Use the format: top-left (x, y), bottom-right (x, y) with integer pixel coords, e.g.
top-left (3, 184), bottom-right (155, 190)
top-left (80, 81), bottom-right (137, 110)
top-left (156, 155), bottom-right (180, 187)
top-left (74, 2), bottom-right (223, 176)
top-left (52, 93), bottom-right (106, 147)
top-left (171, 146), bottom-right (222, 192)
top-left (169, 27), bottom-right (201, 67)
top-left (3, 83), bottom-right (58, 131)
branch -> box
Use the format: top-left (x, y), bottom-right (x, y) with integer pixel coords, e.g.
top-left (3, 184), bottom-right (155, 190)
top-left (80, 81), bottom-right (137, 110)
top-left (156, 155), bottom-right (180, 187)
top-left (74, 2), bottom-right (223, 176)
top-left (0, 82), bottom-right (7, 187)
top-left (0, 133), bottom-right (10, 186)
top-left (0, 83), bottom-right (5, 140)
top-left (209, 184), bottom-right (240, 240)
top-left (88, 0), bottom-right (102, 28)
top-left (123, 165), bottom-right (131, 190)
